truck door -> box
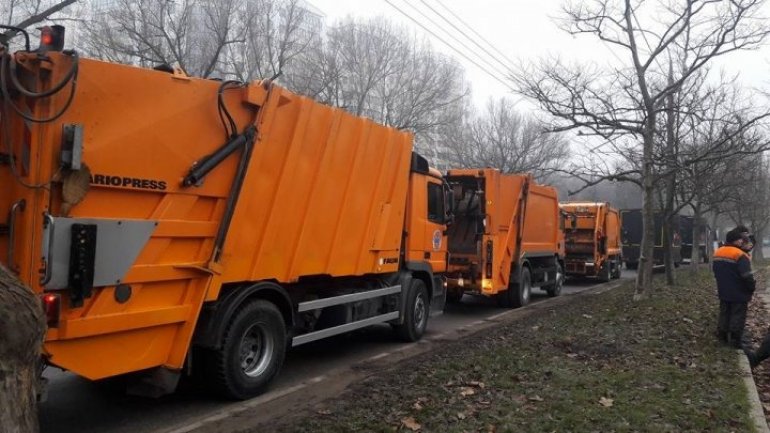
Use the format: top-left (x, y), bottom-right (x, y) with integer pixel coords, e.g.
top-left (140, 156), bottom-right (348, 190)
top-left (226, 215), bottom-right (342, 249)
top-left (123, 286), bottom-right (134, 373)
top-left (425, 178), bottom-right (449, 273)
top-left (406, 173), bottom-right (448, 274)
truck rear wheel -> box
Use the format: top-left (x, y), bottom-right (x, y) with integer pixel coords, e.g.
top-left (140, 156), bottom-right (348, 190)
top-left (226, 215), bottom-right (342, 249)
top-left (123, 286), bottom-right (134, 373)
top-left (612, 259), bottom-right (622, 279)
top-left (394, 279), bottom-right (429, 342)
top-left (545, 262), bottom-right (563, 297)
top-left (499, 267), bottom-right (531, 308)
top-left (202, 299), bottom-right (286, 400)
top-left (598, 261), bottom-right (611, 282)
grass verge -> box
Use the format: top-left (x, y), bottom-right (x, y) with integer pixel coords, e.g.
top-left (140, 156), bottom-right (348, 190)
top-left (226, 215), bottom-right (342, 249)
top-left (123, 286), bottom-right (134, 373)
top-left (272, 271), bottom-right (753, 433)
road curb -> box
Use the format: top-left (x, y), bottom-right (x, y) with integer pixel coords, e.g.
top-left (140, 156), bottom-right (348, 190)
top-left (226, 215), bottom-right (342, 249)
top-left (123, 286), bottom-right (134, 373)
top-left (160, 280), bottom-right (627, 433)
top-left (738, 351), bottom-right (770, 433)
top-left (745, 285), bottom-right (770, 433)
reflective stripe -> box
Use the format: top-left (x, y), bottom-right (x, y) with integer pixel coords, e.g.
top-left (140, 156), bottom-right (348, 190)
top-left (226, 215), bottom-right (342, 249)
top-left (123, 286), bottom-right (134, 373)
top-left (712, 257), bottom-right (737, 264)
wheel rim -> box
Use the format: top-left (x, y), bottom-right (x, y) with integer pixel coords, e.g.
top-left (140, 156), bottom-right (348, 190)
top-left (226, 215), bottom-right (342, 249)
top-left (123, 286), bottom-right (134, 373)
top-left (522, 274), bottom-right (531, 302)
top-left (239, 323), bottom-right (275, 378)
top-left (414, 293), bottom-right (427, 332)
top-left (555, 265), bottom-right (563, 292)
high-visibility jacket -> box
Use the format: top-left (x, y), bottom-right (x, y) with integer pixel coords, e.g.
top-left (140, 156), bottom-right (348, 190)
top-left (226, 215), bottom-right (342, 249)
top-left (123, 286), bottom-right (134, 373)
top-left (712, 245), bottom-right (756, 303)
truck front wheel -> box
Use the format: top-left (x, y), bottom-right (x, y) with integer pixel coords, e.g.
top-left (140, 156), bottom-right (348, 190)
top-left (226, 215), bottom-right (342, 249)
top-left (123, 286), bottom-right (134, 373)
top-left (203, 299), bottom-right (287, 400)
top-left (394, 279), bottom-right (429, 342)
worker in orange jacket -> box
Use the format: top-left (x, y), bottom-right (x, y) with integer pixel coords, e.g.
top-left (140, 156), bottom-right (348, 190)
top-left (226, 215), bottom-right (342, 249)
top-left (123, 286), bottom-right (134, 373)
top-left (712, 228), bottom-right (756, 349)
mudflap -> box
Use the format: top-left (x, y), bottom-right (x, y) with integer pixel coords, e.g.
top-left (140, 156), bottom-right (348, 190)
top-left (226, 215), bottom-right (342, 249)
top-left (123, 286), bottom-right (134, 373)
top-left (430, 275), bottom-right (446, 317)
top-left (126, 367), bottom-right (181, 398)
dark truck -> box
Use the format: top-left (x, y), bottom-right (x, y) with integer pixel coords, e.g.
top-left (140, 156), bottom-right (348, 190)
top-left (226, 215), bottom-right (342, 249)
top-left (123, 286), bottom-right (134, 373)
top-left (620, 209), bottom-right (682, 269)
top-left (680, 216), bottom-right (711, 263)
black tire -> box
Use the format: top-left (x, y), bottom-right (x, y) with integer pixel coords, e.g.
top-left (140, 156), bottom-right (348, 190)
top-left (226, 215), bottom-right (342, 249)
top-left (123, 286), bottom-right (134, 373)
top-left (612, 259), bottom-right (622, 279)
top-left (502, 267), bottom-right (531, 308)
top-left (394, 279), bottom-right (430, 342)
top-left (200, 300), bottom-right (287, 400)
top-left (597, 261), bottom-right (611, 282)
top-left (545, 262), bottom-right (563, 297)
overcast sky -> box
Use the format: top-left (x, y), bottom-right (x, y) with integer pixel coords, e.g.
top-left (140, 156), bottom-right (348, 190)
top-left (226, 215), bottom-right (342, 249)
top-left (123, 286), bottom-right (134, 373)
top-left (309, 0), bottom-right (770, 110)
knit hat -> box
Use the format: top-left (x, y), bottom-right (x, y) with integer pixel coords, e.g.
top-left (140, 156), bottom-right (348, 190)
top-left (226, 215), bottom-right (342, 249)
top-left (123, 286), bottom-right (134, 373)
top-left (726, 229), bottom-right (744, 244)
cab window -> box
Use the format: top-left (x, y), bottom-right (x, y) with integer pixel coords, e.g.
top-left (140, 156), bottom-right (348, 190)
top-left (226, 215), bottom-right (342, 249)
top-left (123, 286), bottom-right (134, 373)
top-left (427, 182), bottom-right (444, 223)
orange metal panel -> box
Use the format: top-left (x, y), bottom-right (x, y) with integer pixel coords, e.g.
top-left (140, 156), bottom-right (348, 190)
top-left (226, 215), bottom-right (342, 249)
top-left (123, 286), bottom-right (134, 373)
top-left (220, 87), bottom-right (412, 283)
top-left (56, 305), bottom-right (191, 339)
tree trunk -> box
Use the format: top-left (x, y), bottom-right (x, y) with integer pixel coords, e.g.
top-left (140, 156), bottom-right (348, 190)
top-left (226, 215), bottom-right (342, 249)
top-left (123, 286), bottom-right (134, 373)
top-left (710, 212), bottom-right (720, 252)
top-left (690, 201), bottom-right (703, 272)
top-left (0, 264), bottom-right (46, 433)
top-left (662, 214), bottom-right (675, 285)
top-left (662, 66), bottom-right (676, 286)
top-left (753, 228), bottom-right (765, 263)
top-left (635, 129), bottom-right (657, 299)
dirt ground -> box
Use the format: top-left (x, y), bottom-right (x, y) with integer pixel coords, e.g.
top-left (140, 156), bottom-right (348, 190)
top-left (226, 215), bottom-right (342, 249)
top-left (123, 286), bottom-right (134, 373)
top-left (264, 269), bottom-right (752, 433)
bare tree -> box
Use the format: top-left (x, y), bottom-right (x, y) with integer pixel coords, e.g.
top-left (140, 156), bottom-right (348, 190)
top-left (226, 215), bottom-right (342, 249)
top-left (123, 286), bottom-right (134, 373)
top-left (722, 151), bottom-right (770, 262)
top-left (81, 0), bottom-right (246, 77)
top-left (2, 0), bottom-right (73, 26)
top-left (220, 0), bottom-right (318, 83)
top-left (514, 0), bottom-right (770, 298)
top-left (442, 97), bottom-right (569, 181)
top-left (313, 16), bottom-right (467, 161)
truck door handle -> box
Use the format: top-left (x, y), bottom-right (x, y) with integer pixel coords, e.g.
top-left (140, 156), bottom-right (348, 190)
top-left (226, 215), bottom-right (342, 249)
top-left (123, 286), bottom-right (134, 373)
top-left (40, 213), bottom-right (55, 285)
top-left (7, 199), bottom-right (26, 271)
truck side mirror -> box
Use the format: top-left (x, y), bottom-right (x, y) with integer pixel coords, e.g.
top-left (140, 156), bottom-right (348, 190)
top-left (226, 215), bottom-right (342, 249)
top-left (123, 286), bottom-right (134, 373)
top-left (443, 182), bottom-right (455, 226)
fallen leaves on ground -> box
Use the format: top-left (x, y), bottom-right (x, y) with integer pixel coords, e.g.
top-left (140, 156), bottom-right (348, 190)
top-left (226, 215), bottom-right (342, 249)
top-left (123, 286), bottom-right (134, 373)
top-left (275, 268), bottom-right (756, 433)
top-left (401, 416), bottom-right (421, 431)
top-left (599, 396), bottom-right (614, 407)
top-left (744, 264), bottom-right (770, 426)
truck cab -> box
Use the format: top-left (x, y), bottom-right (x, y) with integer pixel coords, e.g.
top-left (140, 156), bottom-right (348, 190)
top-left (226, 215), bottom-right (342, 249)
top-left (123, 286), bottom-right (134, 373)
top-left (404, 155), bottom-right (451, 311)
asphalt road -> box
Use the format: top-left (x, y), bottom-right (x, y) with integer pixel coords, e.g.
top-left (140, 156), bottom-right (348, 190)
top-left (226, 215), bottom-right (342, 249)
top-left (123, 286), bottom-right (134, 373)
top-left (38, 271), bottom-right (636, 433)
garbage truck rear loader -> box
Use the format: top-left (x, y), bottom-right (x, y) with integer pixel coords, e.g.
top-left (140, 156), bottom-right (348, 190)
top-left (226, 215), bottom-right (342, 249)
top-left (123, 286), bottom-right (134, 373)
top-left (0, 43), bottom-right (450, 399)
top-left (559, 202), bottom-right (622, 282)
top-left (444, 169), bottom-right (564, 308)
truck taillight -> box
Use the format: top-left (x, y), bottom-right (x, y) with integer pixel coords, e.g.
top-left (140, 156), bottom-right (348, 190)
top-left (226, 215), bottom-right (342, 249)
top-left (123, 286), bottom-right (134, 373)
top-left (485, 240), bottom-right (493, 278)
top-left (37, 25), bottom-right (65, 52)
top-left (41, 293), bottom-right (60, 328)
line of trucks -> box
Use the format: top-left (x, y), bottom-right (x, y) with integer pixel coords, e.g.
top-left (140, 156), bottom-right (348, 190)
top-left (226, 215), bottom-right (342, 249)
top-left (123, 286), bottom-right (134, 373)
top-left (0, 32), bottom-right (699, 400)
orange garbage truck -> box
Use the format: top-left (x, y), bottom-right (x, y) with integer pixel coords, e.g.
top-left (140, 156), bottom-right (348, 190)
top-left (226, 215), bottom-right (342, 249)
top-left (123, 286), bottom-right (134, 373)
top-left (0, 34), bottom-right (451, 399)
top-left (559, 202), bottom-right (623, 281)
top-left (444, 169), bottom-right (564, 308)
